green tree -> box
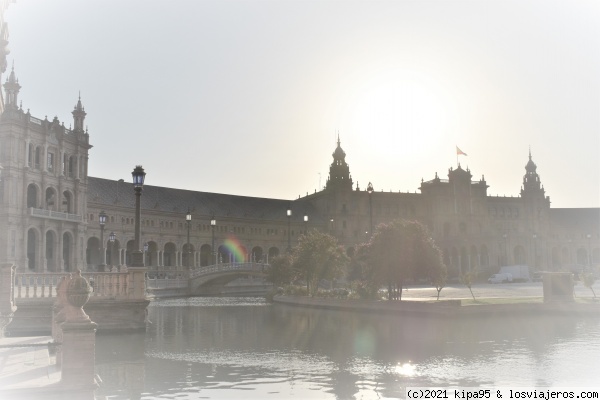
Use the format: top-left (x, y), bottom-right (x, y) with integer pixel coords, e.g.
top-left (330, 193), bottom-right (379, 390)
top-left (265, 254), bottom-right (295, 287)
top-left (292, 230), bottom-right (348, 296)
top-left (461, 269), bottom-right (477, 301)
top-left (580, 272), bottom-right (597, 298)
top-left (363, 220), bottom-right (445, 301)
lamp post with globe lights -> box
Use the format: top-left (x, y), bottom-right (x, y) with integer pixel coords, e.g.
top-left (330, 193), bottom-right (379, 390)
top-left (287, 207), bottom-right (292, 253)
top-left (130, 165), bottom-right (145, 267)
top-left (108, 231), bottom-right (116, 271)
top-left (99, 210), bottom-right (107, 271)
top-left (211, 215), bottom-right (216, 265)
top-left (367, 182), bottom-right (374, 236)
top-left (186, 209), bottom-right (192, 270)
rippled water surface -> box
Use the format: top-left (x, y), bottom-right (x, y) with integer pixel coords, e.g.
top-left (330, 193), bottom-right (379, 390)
top-left (95, 297), bottom-right (600, 399)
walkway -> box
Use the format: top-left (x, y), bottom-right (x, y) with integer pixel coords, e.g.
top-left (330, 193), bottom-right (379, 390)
top-left (0, 336), bottom-right (60, 393)
top-left (400, 281), bottom-right (600, 300)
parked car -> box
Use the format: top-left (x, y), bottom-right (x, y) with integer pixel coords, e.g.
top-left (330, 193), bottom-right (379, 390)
top-left (532, 272), bottom-right (543, 282)
top-left (488, 273), bottom-right (513, 284)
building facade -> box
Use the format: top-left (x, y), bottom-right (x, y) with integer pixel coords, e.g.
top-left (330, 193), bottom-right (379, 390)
top-left (0, 73), bottom-right (598, 278)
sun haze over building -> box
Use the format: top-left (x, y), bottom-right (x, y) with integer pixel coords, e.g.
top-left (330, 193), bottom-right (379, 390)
top-left (0, 0), bottom-right (598, 278)
top-left (3, 0), bottom-right (599, 208)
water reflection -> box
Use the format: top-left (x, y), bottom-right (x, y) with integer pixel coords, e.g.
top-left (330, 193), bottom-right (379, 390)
top-left (95, 298), bottom-right (600, 399)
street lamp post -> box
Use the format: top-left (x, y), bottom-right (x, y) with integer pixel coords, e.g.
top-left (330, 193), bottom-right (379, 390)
top-left (143, 242), bottom-right (149, 268)
top-left (131, 165), bottom-right (146, 267)
top-left (532, 233), bottom-right (537, 271)
top-left (587, 233), bottom-right (592, 267)
top-left (186, 209), bottom-right (192, 270)
top-left (99, 210), bottom-right (107, 271)
top-left (211, 215), bottom-right (216, 265)
top-left (304, 215), bottom-right (308, 235)
top-left (502, 233), bottom-right (508, 266)
top-left (287, 207), bottom-right (292, 253)
top-left (108, 231), bottom-right (116, 271)
top-left (367, 182), bottom-right (374, 236)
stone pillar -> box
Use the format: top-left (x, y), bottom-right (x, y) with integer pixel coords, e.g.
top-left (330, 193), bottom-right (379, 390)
top-left (127, 267), bottom-right (147, 299)
top-left (59, 270), bottom-right (98, 397)
top-left (52, 275), bottom-right (68, 366)
top-left (0, 263), bottom-right (17, 337)
top-left (543, 272), bottom-right (574, 303)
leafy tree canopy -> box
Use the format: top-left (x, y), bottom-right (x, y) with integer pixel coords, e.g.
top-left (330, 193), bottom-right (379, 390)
top-left (292, 230), bottom-right (348, 296)
top-left (362, 220), bottom-right (446, 300)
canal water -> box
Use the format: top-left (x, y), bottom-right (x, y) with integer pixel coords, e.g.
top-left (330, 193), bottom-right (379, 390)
top-left (95, 297), bottom-right (600, 399)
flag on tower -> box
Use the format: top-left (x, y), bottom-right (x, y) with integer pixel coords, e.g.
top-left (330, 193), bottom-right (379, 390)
top-left (456, 146), bottom-right (467, 156)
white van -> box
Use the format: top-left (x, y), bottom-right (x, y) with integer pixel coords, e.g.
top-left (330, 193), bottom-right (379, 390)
top-left (488, 273), bottom-right (513, 284)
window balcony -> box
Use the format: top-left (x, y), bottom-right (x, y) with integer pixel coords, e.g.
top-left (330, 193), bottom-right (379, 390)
top-left (29, 207), bottom-right (83, 222)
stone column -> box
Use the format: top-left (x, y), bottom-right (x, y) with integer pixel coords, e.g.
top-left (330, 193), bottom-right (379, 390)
top-left (127, 267), bottom-right (146, 299)
top-left (59, 270), bottom-right (98, 397)
top-left (0, 263), bottom-right (16, 337)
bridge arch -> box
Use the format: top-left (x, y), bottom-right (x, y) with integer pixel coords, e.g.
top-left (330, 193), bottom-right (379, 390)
top-left (189, 263), bottom-right (268, 295)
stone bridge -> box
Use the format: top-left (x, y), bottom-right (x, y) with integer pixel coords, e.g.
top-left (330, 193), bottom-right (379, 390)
top-left (187, 262), bottom-right (268, 295)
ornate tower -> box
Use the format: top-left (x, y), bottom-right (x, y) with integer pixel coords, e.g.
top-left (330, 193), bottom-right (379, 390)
top-left (520, 149), bottom-right (550, 252)
top-left (0, 75), bottom-right (91, 272)
top-left (325, 136), bottom-right (353, 191)
top-left (3, 65), bottom-right (20, 110)
top-left (72, 94), bottom-right (86, 133)
top-left (521, 149), bottom-right (545, 199)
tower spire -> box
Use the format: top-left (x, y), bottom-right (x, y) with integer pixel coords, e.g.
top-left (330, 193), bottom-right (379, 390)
top-left (3, 62), bottom-right (21, 109)
top-left (72, 92), bottom-right (87, 132)
top-left (325, 135), bottom-right (353, 191)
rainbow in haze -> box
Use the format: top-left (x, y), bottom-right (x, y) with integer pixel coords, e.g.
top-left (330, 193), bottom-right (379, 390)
top-left (222, 235), bottom-right (247, 263)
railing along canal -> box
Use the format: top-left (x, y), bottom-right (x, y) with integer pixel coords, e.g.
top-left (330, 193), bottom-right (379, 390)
top-left (14, 271), bottom-right (129, 300)
top-left (188, 262), bottom-right (268, 279)
top-left (14, 263), bottom-right (270, 299)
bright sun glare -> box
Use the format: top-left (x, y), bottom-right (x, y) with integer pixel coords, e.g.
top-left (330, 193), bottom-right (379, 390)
top-left (343, 71), bottom-right (449, 160)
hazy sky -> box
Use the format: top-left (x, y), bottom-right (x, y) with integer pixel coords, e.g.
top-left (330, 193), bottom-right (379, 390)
top-left (5, 0), bottom-right (600, 208)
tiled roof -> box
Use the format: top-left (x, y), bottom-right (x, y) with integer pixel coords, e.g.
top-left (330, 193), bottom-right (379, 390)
top-left (550, 208), bottom-right (600, 231)
top-left (87, 177), bottom-right (325, 223)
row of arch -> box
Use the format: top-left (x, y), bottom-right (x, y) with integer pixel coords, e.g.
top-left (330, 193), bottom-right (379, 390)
top-left (85, 237), bottom-right (282, 269)
top-left (27, 183), bottom-right (74, 214)
top-left (26, 228), bottom-right (74, 271)
top-left (24, 228), bottom-right (600, 274)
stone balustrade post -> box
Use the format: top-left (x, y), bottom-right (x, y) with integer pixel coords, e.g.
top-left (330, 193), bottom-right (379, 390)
top-left (0, 263), bottom-right (17, 337)
top-left (52, 275), bottom-right (68, 366)
top-left (59, 269), bottom-right (98, 397)
top-left (127, 267), bottom-right (147, 299)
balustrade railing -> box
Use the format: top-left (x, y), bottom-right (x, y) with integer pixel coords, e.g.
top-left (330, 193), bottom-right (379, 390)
top-left (146, 277), bottom-right (189, 289)
top-left (188, 262), bottom-right (268, 279)
top-left (14, 271), bottom-right (129, 300)
top-left (29, 207), bottom-right (83, 222)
